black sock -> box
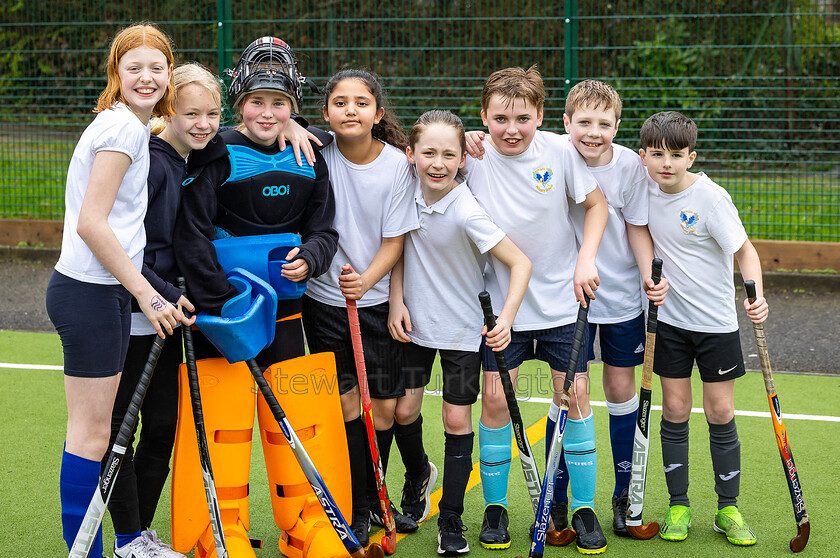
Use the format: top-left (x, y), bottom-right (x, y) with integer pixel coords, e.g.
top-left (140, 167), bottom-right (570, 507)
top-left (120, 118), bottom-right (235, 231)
top-left (376, 424), bottom-right (396, 477)
top-left (660, 418), bottom-right (690, 507)
top-left (367, 426), bottom-right (396, 510)
top-left (345, 417), bottom-right (370, 519)
top-left (709, 419), bottom-right (740, 509)
top-left (439, 432), bottom-right (474, 520)
top-left (395, 414), bottom-right (428, 480)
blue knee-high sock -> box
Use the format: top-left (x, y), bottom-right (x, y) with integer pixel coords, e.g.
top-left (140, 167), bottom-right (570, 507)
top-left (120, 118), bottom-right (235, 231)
top-left (563, 412), bottom-right (597, 511)
top-left (61, 448), bottom-right (105, 558)
top-left (607, 395), bottom-right (638, 497)
top-left (479, 420), bottom-right (511, 507)
top-left (545, 402), bottom-right (569, 504)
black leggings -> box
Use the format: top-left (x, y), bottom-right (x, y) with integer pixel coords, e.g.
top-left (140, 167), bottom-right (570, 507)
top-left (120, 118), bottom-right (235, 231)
top-left (102, 329), bottom-right (183, 534)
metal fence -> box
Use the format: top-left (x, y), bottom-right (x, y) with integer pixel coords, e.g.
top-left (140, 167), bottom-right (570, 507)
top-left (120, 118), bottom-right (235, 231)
top-left (1, 1), bottom-right (838, 241)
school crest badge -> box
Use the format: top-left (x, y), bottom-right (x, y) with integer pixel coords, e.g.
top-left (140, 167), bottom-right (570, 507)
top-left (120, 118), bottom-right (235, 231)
top-left (680, 210), bottom-right (699, 233)
top-left (533, 167), bottom-right (554, 192)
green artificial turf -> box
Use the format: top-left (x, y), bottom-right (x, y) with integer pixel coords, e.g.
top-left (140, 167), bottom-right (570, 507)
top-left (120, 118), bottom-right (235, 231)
top-left (0, 329), bottom-right (837, 557)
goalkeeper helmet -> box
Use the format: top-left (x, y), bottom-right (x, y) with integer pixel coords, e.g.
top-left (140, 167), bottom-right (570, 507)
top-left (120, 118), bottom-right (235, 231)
top-left (228, 37), bottom-right (303, 112)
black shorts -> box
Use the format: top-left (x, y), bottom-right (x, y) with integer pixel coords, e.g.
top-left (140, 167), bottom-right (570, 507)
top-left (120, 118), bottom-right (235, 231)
top-left (653, 321), bottom-right (746, 383)
top-left (302, 296), bottom-right (405, 399)
top-left (404, 343), bottom-right (481, 406)
top-left (46, 271), bottom-right (132, 378)
top-left (192, 298), bottom-right (305, 370)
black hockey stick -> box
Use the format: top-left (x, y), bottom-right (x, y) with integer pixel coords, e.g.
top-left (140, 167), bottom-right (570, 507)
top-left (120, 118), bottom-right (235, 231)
top-left (626, 258), bottom-right (662, 539)
top-left (178, 277), bottom-right (229, 558)
top-left (68, 336), bottom-right (164, 558)
top-left (478, 291), bottom-right (571, 547)
top-left (527, 299), bottom-right (590, 558)
top-left (744, 280), bottom-right (809, 553)
top-left (245, 357), bottom-right (385, 558)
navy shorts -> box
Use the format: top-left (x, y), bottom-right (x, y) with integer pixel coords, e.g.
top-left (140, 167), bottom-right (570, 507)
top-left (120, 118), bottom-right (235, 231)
top-left (302, 296), bottom-right (405, 399)
top-left (403, 343), bottom-right (481, 405)
top-left (46, 271), bottom-right (132, 378)
top-left (653, 321), bottom-right (746, 383)
top-left (481, 322), bottom-right (590, 374)
top-left (587, 312), bottom-right (646, 367)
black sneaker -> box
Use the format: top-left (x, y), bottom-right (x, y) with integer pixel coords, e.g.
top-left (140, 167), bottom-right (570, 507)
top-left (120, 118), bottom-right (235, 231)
top-left (351, 511), bottom-right (370, 548)
top-left (478, 504), bottom-right (511, 550)
top-left (438, 514), bottom-right (469, 555)
top-left (612, 488), bottom-right (630, 537)
top-left (551, 500), bottom-right (569, 531)
top-left (571, 507), bottom-right (607, 554)
top-left (370, 502), bottom-right (419, 533)
top-left (402, 461), bottom-right (438, 523)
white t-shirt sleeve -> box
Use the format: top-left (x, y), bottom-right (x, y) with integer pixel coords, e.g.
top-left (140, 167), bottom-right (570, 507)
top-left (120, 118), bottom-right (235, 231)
top-left (706, 195), bottom-right (748, 255)
top-left (90, 113), bottom-right (148, 162)
top-left (561, 137), bottom-right (597, 203)
top-left (619, 156), bottom-right (650, 226)
top-left (465, 210), bottom-right (506, 254)
top-left (382, 159), bottom-right (419, 238)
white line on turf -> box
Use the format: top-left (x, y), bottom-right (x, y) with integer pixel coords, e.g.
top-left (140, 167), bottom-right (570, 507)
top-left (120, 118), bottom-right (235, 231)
top-left (0, 362), bottom-right (63, 370)
top-left (420, 389), bottom-right (840, 423)
top-left (2, 362), bottom-right (838, 422)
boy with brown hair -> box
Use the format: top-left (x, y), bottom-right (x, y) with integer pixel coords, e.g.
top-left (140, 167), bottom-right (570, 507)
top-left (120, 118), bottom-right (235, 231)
top-left (465, 66), bottom-right (610, 553)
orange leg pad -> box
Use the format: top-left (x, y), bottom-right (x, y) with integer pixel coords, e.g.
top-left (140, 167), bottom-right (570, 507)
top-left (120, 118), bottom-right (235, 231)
top-left (257, 353), bottom-right (352, 557)
top-left (171, 358), bottom-right (256, 553)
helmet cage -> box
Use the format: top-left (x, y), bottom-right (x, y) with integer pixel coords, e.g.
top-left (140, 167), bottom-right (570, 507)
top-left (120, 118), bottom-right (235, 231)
top-left (228, 37), bottom-right (303, 112)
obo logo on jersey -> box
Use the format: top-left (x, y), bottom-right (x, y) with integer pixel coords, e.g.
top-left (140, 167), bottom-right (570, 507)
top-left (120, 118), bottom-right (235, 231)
top-left (263, 185), bottom-right (290, 197)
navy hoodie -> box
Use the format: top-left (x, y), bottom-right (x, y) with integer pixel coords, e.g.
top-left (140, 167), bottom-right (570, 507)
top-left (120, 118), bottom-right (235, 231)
top-left (136, 134), bottom-right (186, 308)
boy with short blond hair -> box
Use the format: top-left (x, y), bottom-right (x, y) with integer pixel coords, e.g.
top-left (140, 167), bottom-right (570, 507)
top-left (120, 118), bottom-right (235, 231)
top-left (465, 65), bottom-right (610, 553)
top-left (640, 110), bottom-right (767, 547)
top-left (563, 79), bottom-right (668, 537)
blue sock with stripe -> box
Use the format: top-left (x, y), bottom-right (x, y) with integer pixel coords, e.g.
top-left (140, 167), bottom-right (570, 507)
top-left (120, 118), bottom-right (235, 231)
top-left (61, 447), bottom-right (104, 558)
top-left (564, 411), bottom-right (597, 511)
top-left (479, 420), bottom-right (511, 507)
top-left (115, 531), bottom-right (141, 549)
top-left (607, 395), bottom-right (638, 497)
top-left (545, 402), bottom-right (569, 504)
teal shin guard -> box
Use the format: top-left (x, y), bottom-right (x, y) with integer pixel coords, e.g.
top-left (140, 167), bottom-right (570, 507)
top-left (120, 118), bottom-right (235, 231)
top-left (564, 412), bottom-right (597, 511)
top-left (478, 420), bottom-right (511, 507)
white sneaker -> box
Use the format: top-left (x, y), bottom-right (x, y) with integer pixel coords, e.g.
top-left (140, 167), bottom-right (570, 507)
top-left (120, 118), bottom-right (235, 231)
top-left (141, 530), bottom-right (186, 558)
top-left (113, 535), bottom-right (157, 558)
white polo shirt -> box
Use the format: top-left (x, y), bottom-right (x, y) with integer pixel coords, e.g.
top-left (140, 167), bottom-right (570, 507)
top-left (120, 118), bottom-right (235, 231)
top-left (465, 130), bottom-right (598, 330)
top-left (647, 172), bottom-right (748, 333)
top-left (56, 103), bottom-right (151, 284)
top-left (306, 139), bottom-right (417, 307)
top-left (403, 181), bottom-right (506, 351)
top-left (569, 141), bottom-right (649, 324)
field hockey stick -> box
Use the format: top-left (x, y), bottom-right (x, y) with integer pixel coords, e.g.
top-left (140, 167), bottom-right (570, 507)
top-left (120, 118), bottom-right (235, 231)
top-left (68, 336), bottom-right (164, 558)
top-left (178, 277), bottom-right (229, 558)
top-left (626, 258), bottom-right (663, 540)
top-left (478, 291), bottom-right (568, 547)
top-left (526, 298), bottom-right (591, 558)
top-left (744, 280), bottom-right (810, 553)
top-left (342, 271), bottom-right (397, 555)
top-left (245, 358), bottom-right (384, 558)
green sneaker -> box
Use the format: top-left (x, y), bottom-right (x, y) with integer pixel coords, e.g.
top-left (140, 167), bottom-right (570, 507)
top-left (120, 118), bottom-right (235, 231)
top-left (659, 505), bottom-right (691, 541)
top-left (714, 506), bottom-right (757, 546)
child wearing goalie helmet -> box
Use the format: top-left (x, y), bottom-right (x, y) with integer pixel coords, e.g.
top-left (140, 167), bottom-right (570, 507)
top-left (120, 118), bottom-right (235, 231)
top-left (173, 36), bottom-right (337, 366)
